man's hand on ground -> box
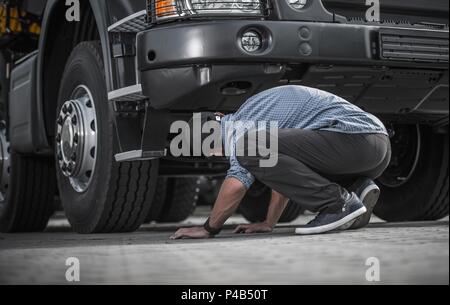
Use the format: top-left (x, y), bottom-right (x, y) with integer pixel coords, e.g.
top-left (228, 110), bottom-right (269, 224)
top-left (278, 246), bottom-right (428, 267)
top-left (170, 227), bottom-right (211, 240)
top-left (234, 222), bottom-right (274, 234)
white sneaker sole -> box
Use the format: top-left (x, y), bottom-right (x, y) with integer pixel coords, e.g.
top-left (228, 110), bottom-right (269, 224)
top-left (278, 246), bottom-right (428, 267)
top-left (361, 184), bottom-right (380, 204)
top-left (295, 206), bottom-right (367, 235)
top-left (340, 183), bottom-right (381, 231)
top-left (349, 184), bottom-right (380, 230)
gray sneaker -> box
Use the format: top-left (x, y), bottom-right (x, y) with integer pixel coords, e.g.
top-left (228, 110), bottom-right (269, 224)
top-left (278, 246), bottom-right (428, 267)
top-left (348, 178), bottom-right (380, 230)
top-left (295, 193), bottom-right (367, 235)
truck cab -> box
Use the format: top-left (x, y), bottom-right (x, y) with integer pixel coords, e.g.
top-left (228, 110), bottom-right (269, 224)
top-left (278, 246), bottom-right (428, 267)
top-left (0, 0), bottom-right (448, 233)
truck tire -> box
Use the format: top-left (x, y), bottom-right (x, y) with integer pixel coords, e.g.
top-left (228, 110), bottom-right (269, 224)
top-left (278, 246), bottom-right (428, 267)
top-left (1, 53), bottom-right (56, 233)
top-left (0, 130), bottom-right (57, 232)
top-left (156, 178), bottom-right (199, 223)
top-left (375, 125), bottom-right (449, 221)
top-left (55, 41), bottom-right (158, 233)
top-left (144, 178), bottom-right (168, 223)
top-left (239, 181), bottom-right (304, 223)
top-left (0, 52), bottom-right (7, 120)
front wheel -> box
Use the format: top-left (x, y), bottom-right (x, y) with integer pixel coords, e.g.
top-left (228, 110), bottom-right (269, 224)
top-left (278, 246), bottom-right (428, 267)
top-left (55, 41), bottom-right (158, 233)
top-left (375, 125), bottom-right (449, 221)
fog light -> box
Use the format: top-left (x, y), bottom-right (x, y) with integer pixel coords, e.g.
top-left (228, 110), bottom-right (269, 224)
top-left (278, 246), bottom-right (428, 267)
top-left (241, 30), bottom-right (262, 53)
top-left (288, 0), bottom-right (307, 10)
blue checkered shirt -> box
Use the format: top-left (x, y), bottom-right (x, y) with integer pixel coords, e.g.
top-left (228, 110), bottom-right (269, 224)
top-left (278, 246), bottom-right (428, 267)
top-left (221, 85), bottom-right (388, 189)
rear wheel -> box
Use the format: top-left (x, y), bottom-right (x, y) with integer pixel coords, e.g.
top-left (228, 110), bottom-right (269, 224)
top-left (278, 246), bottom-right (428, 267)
top-left (0, 52), bottom-right (56, 233)
top-left (239, 181), bottom-right (304, 223)
top-left (55, 41), bottom-right (158, 233)
top-left (144, 178), bottom-right (168, 223)
top-left (375, 125), bottom-right (449, 221)
top-left (145, 178), bottom-right (199, 223)
top-left (0, 124), bottom-right (57, 232)
top-left (0, 52), bottom-right (7, 120)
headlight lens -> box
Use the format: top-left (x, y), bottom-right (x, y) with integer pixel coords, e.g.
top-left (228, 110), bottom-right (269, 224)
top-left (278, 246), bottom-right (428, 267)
top-left (151, 0), bottom-right (266, 21)
top-left (190, 0), bottom-right (262, 14)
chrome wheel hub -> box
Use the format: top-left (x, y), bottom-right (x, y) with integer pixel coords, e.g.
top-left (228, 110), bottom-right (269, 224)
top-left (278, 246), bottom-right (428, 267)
top-left (0, 123), bottom-right (10, 203)
top-left (56, 85), bottom-right (98, 193)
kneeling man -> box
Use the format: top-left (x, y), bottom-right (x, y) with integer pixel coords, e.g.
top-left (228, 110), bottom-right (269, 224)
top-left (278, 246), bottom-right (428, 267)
top-left (171, 85), bottom-right (391, 239)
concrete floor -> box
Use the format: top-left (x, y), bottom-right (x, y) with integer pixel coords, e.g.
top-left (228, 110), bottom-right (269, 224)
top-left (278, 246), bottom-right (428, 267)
top-left (0, 208), bottom-right (448, 285)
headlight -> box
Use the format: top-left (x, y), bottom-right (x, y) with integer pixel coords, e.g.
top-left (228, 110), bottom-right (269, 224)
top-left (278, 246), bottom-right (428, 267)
top-left (150, 0), bottom-right (267, 21)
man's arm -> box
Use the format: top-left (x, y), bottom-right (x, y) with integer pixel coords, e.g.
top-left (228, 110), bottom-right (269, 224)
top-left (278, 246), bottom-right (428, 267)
top-left (209, 177), bottom-right (248, 228)
top-left (234, 190), bottom-right (289, 234)
top-left (266, 190), bottom-right (290, 227)
top-left (170, 177), bottom-right (247, 239)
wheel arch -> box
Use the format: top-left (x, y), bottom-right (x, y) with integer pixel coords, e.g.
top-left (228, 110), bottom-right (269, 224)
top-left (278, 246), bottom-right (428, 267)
top-left (35, 0), bottom-right (113, 151)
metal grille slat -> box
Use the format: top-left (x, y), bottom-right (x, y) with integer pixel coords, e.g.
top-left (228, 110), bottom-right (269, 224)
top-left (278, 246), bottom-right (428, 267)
top-left (108, 84), bottom-right (146, 103)
top-left (108, 10), bottom-right (148, 33)
top-left (380, 30), bottom-right (449, 63)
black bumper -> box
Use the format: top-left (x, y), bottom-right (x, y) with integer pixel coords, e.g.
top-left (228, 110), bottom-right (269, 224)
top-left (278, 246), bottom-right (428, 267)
top-left (137, 20), bottom-right (449, 113)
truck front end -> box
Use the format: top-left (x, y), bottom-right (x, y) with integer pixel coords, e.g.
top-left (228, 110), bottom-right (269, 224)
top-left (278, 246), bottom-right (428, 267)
top-left (136, 0), bottom-right (449, 222)
top-left (138, 0), bottom-right (448, 118)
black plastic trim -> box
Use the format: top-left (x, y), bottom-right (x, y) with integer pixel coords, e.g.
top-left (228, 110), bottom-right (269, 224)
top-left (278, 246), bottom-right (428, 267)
top-left (137, 21), bottom-right (449, 71)
top-left (9, 52), bottom-right (48, 154)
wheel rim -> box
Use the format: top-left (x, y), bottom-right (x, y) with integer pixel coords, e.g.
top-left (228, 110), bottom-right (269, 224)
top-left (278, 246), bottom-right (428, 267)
top-left (56, 85), bottom-right (98, 193)
top-left (0, 123), bottom-right (10, 204)
top-left (378, 125), bottom-right (421, 188)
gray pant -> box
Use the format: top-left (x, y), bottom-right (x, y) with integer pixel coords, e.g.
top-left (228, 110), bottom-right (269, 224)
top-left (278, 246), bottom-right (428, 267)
top-left (237, 129), bottom-right (392, 213)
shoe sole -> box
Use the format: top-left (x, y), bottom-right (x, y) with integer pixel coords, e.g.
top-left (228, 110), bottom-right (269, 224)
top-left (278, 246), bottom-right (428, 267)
top-left (295, 206), bottom-right (367, 235)
top-left (349, 185), bottom-right (380, 230)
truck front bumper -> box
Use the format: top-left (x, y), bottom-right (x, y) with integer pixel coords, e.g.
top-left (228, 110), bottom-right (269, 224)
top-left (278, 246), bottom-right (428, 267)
top-left (137, 20), bottom-right (449, 114)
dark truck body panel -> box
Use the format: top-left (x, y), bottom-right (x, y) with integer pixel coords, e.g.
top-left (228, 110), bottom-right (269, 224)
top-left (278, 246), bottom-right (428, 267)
top-left (6, 0), bottom-right (143, 154)
top-left (137, 20), bottom-right (448, 116)
top-left (4, 0), bottom-right (450, 157)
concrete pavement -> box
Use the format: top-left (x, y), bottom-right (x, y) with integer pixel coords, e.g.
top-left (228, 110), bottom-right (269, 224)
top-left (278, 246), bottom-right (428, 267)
top-left (0, 209), bottom-right (448, 285)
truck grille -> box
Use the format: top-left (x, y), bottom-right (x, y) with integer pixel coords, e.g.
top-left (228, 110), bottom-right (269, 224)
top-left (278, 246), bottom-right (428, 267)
top-left (379, 28), bottom-right (449, 63)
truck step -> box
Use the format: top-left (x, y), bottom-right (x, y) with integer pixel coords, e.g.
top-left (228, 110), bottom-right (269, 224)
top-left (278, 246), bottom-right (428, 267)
top-left (108, 10), bottom-right (149, 33)
top-left (115, 150), bottom-right (166, 162)
top-left (108, 84), bottom-right (147, 103)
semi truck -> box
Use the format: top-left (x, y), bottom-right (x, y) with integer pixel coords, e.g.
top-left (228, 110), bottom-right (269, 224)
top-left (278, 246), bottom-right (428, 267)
top-left (0, 0), bottom-right (448, 233)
